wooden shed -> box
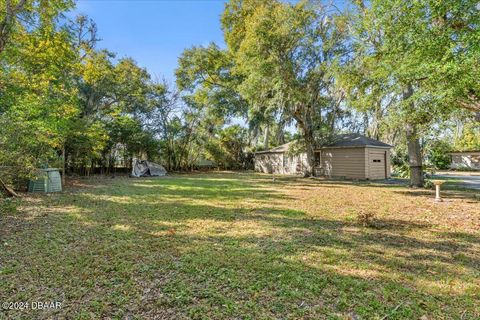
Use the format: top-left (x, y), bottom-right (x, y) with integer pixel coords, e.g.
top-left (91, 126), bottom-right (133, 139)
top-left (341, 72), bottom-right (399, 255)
top-left (254, 134), bottom-right (392, 180)
top-left (315, 134), bottom-right (392, 180)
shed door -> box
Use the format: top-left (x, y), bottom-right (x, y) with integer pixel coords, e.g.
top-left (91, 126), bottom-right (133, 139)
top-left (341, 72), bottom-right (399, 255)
top-left (368, 149), bottom-right (387, 179)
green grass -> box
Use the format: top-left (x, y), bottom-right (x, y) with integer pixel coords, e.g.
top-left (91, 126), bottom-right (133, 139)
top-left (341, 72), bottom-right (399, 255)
top-left (1, 172), bottom-right (479, 319)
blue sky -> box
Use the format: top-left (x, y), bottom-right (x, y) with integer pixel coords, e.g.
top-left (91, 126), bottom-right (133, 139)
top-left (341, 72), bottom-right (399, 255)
top-left (70, 0), bottom-right (227, 82)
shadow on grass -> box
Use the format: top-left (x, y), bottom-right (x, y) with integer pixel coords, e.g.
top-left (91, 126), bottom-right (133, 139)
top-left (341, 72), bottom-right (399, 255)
top-left (394, 189), bottom-right (480, 202)
top-left (1, 173), bottom-right (479, 319)
top-left (278, 175), bottom-right (479, 202)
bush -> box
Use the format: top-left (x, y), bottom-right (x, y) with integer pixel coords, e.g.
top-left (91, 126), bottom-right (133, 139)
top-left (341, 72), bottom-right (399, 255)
top-left (392, 162), bottom-right (410, 178)
top-left (391, 145), bottom-right (410, 178)
top-left (357, 210), bottom-right (377, 227)
top-left (423, 179), bottom-right (434, 189)
top-left (426, 141), bottom-right (452, 170)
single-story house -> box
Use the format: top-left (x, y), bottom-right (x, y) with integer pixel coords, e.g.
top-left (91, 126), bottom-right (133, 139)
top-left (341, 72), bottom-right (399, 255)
top-left (197, 159), bottom-right (217, 169)
top-left (449, 151), bottom-right (480, 170)
top-left (254, 133), bottom-right (392, 180)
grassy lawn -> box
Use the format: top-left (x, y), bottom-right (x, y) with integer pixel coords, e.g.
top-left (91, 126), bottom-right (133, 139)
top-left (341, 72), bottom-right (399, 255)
top-left (1, 172), bottom-right (479, 319)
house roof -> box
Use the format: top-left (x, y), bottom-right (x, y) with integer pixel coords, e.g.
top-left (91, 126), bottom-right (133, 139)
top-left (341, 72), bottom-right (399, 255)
top-left (254, 134), bottom-right (392, 154)
top-left (255, 142), bottom-right (292, 154)
top-left (326, 133), bottom-right (392, 148)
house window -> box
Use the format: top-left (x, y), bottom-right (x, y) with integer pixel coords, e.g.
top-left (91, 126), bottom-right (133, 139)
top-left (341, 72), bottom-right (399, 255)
top-left (373, 159), bottom-right (381, 163)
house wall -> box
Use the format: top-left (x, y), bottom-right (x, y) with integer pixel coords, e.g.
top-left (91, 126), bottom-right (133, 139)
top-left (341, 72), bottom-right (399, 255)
top-left (320, 147), bottom-right (367, 179)
top-left (450, 153), bottom-right (480, 170)
top-left (282, 153), bottom-right (310, 175)
top-left (254, 153), bottom-right (310, 175)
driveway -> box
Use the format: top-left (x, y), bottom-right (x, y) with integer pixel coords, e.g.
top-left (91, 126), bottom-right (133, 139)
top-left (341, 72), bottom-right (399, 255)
top-left (432, 172), bottom-right (480, 190)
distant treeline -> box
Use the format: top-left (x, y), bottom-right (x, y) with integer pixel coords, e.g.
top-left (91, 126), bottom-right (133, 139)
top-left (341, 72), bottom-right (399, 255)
top-left (0, 0), bottom-right (479, 189)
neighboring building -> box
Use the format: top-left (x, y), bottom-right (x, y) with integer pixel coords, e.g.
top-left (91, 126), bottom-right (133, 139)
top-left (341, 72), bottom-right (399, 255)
top-left (197, 159), bottom-right (217, 169)
top-left (449, 151), bottom-right (480, 170)
top-left (254, 133), bottom-right (392, 180)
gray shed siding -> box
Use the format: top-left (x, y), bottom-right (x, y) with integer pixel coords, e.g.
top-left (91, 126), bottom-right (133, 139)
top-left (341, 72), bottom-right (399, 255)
top-left (254, 153), bottom-right (282, 174)
top-left (254, 152), bottom-right (309, 175)
top-left (254, 143), bottom-right (391, 179)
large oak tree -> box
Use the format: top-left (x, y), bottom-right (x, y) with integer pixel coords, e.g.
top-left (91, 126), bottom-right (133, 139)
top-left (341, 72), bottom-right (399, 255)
top-left (343, 0), bottom-right (480, 186)
top-left (221, 0), bottom-right (347, 175)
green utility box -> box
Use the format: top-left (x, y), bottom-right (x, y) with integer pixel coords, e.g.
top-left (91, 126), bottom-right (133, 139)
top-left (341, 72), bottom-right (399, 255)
top-left (28, 168), bottom-right (62, 193)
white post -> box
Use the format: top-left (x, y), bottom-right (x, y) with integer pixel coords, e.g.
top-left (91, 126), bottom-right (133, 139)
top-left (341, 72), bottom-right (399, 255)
top-left (435, 184), bottom-right (441, 202)
top-left (432, 180), bottom-right (445, 202)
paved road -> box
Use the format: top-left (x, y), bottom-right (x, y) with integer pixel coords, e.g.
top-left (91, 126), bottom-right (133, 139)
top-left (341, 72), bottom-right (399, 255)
top-left (432, 173), bottom-right (480, 190)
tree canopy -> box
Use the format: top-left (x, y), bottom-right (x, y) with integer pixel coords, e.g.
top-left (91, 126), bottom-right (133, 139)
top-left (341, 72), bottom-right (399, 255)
top-left (1, 0), bottom-right (479, 188)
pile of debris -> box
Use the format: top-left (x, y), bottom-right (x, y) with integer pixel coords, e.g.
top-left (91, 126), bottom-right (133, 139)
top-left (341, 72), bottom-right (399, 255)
top-left (131, 159), bottom-right (167, 177)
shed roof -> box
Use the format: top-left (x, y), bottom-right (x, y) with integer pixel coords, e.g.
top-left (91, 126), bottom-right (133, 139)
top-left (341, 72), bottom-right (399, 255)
top-left (326, 133), bottom-right (392, 148)
top-left (254, 134), bottom-right (391, 154)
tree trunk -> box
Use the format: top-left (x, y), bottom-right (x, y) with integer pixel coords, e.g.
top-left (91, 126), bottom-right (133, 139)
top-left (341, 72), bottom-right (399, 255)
top-left (304, 136), bottom-right (316, 177)
top-left (292, 104), bottom-right (316, 177)
top-left (403, 85), bottom-right (424, 187)
top-left (405, 124), bottom-right (424, 187)
top-left (264, 124), bottom-right (270, 150)
top-left (362, 112), bottom-right (369, 136)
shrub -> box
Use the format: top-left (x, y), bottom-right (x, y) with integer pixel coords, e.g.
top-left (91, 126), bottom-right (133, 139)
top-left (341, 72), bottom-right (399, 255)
top-left (426, 141), bottom-right (452, 170)
top-left (423, 179), bottom-right (434, 189)
top-left (391, 145), bottom-right (410, 178)
top-left (357, 210), bottom-right (377, 227)
top-left (393, 162), bottom-right (410, 178)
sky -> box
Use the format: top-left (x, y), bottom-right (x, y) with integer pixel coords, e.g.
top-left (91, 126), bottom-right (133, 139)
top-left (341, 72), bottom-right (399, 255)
top-left (69, 0), bottom-right (228, 83)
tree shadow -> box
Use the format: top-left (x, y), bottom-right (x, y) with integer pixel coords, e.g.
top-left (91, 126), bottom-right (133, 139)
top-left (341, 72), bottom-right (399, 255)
top-left (285, 175), bottom-right (479, 202)
top-left (395, 189), bottom-right (480, 202)
top-left (1, 174), bottom-right (479, 319)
